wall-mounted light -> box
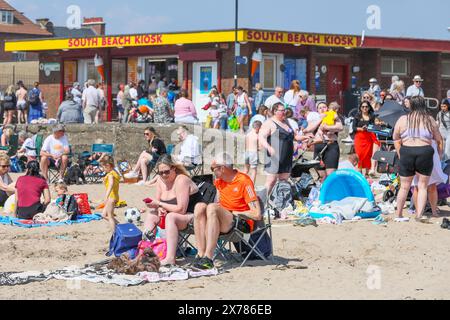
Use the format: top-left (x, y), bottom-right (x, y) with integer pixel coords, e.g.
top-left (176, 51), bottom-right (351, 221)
top-left (117, 46), bottom-right (124, 49)
top-left (239, 41), bottom-right (248, 45)
top-left (293, 43), bottom-right (302, 47)
top-left (62, 49), bottom-right (69, 52)
top-left (344, 46), bottom-right (352, 50)
top-left (176, 43), bottom-right (184, 46)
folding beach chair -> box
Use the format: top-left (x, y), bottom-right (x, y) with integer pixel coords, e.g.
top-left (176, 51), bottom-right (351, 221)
top-left (177, 223), bottom-right (196, 258)
top-left (213, 197), bottom-right (274, 267)
top-left (47, 145), bottom-right (74, 184)
top-left (84, 143), bottom-right (115, 184)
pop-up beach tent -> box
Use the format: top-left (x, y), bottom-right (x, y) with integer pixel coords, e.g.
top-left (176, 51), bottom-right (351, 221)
top-left (309, 169), bottom-right (381, 220)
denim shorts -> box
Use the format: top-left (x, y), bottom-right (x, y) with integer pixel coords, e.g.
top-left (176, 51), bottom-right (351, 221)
top-left (236, 106), bottom-right (249, 117)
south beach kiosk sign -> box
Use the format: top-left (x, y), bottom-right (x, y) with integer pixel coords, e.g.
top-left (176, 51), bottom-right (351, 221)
top-left (5, 30), bottom-right (358, 52)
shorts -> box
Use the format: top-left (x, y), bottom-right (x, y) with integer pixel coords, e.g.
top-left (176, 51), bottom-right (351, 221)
top-left (17, 202), bottom-right (45, 220)
top-left (236, 106), bottom-right (249, 117)
top-left (314, 142), bottom-right (340, 170)
top-left (245, 151), bottom-right (259, 168)
top-left (3, 103), bottom-right (16, 111)
top-left (17, 100), bottom-right (27, 111)
top-left (48, 158), bottom-right (61, 169)
top-left (212, 118), bottom-right (220, 128)
top-left (399, 145), bottom-right (434, 177)
top-left (117, 104), bottom-right (124, 114)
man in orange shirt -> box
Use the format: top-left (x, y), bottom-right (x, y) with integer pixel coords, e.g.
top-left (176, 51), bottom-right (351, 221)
top-left (193, 153), bottom-right (262, 270)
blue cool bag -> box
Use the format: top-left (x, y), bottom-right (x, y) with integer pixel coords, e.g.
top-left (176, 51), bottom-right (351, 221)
top-left (107, 223), bottom-right (142, 257)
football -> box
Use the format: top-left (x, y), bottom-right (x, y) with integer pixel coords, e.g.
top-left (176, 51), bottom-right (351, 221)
top-left (124, 207), bottom-right (141, 224)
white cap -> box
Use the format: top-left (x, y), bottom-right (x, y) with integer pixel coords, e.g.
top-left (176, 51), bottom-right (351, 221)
top-left (369, 78), bottom-right (377, 83)
top-left (413, 75), bottom-right (423, 82)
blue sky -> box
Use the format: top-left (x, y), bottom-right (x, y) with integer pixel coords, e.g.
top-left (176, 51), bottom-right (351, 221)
top-left (7, 0), bottom-right (450, 40)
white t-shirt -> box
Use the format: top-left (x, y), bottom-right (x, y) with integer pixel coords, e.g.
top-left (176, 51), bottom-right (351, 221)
top-left (42, 135), bottom-right (70, 157)
top-left (129, 88), bottom-right (138, 100)
top-left (22, 137), bottom-right (37, 157)
top-left (178, 134), bottom-right (201, 164)
top-left (284, 90), bottom-right (300, 108)
top-left (338, 160), bottom-right (356, 170)
top-left (264, 95), bottom-right (284, 109)
top-left (287, 118), bottom-right (299, 132)
top-left (307, 112), bottom-right (322, 123)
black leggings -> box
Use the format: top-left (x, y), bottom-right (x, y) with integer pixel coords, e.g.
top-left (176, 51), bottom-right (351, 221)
top-left (399, 145), bottom-right (434, 177)
top-left (314, 142), bottom-right (340, 169)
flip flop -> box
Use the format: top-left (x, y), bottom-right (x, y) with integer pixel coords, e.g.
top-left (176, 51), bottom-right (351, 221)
top-left (415, 217), bottom-right (433, 224)
top-left (394, 217), bottom-right (410, 222)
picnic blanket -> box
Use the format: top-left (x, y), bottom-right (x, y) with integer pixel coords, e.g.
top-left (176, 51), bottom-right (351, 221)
top-left (0, 265), bottom-right (219, 287)
top-left (0, 213), bottom-right (102, 228)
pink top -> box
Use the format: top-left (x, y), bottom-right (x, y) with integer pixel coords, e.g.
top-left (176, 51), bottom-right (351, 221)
top-left (174, 97), bottom-right (197, 118)
top-left (16, 176), bottom-right (48, 207)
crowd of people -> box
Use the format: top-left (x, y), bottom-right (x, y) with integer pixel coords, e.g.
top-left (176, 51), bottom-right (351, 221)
top-left (0, 72), bottom-right (449, 270)
top-left (0, 81), bottom-right (46, 125)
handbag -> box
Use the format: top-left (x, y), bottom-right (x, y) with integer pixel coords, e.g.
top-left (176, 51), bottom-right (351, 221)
top-left (138, 239), bottom-right (167, 260)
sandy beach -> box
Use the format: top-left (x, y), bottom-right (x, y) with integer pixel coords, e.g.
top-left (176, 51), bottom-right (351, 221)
top-left (0, 173), bottom-right (449, 300)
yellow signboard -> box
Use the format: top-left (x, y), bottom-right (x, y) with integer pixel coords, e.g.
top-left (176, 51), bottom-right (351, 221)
top-left (4, 29), bottom-right (358, 52)
top-left (244, 30), bottom-right (358, 47)
top-left (5, 30), bottom-right (245, 52)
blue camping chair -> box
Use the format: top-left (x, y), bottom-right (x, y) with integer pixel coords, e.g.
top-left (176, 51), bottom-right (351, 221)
top-left (84, 143), bottom-right (115, 184)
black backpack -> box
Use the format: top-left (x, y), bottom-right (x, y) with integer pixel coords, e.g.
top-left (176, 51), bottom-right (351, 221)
top-left (3, 94), bottom-right (14, 109)
top-left (28, 89), bottom-right (40, 105)
top-left (59, 194), bottom-right (80, 220)
top-left (267, 180), bottom-right (296, 218)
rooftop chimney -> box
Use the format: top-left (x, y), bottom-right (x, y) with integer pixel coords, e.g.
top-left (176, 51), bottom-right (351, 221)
top-left (82, 17), bottom-right (106, 35)
top-left (36, 18), bottom-right (50, 29)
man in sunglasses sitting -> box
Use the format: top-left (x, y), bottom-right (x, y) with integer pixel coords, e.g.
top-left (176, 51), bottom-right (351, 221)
top-left (192, 152), bottom-right (262, 270)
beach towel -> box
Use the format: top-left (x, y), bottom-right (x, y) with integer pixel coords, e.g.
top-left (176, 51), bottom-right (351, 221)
top-left (0, 265), bottom-right (219, 287)
top-left (0, 213), bottom-right (102, 228)
top-left (309, 197), bottom-right (377, 220)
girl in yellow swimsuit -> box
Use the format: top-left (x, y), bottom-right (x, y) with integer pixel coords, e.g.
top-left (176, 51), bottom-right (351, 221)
top-left (100, 155), bottom-right (120, 232)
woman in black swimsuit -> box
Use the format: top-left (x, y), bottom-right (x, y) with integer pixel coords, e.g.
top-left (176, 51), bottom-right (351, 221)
top-left (143, 154), bottom-right (200, 266)
top-left (259, 102), bottom-right (303, 194)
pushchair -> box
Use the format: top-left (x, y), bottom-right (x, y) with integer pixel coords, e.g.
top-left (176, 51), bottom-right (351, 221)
top-left (289, 144), bottom-right (329, 200)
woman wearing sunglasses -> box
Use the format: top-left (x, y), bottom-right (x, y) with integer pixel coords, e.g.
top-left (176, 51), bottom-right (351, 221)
top-left (142, 154), bottom-right (201, 266)
top-left (124, 127), bottom-right (166, 185)
top-left (352, 101), bottom-right (380, 177)
top-left (0, 154), bottom-right (15, 207)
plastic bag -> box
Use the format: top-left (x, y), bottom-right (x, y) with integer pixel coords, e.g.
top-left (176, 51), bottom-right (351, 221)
top-left (228, 115), bottom-right (239, 132)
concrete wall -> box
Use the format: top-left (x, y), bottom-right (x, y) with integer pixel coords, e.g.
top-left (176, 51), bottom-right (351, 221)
top-left (16, 122), bottom-right (352, 166)
top-left (17, 123), bottom-right (248, 165)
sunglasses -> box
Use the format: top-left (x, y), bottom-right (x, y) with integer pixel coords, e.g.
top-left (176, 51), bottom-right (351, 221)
top-left (144, 132), bottom-right (151, 136)
top-left (157, 169), bottom-right (172, 176)
top-left (361, 105), bottom-right (370, 108)
top-left (0, 165), bottom-right (10, 168)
